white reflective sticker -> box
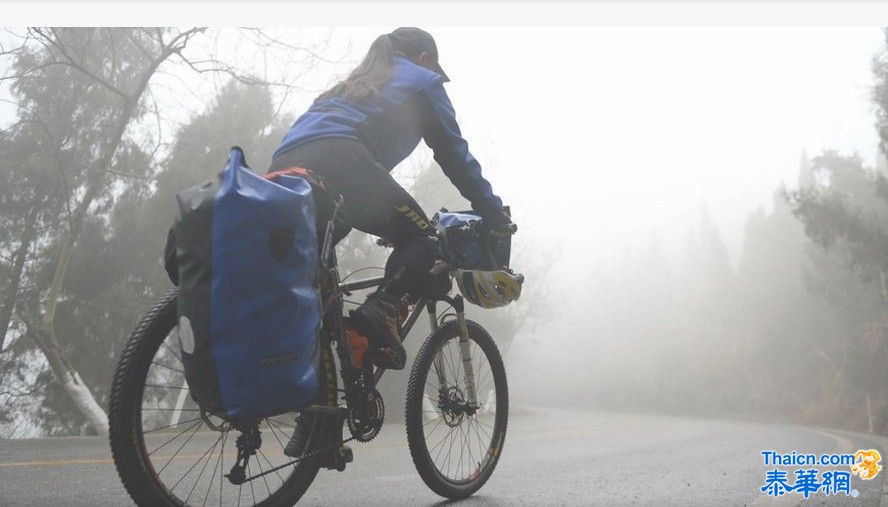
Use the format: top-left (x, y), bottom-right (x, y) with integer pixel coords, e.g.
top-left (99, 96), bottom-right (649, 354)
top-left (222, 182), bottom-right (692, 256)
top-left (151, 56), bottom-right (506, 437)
top-left (178, 316), bottom-right (195, 354)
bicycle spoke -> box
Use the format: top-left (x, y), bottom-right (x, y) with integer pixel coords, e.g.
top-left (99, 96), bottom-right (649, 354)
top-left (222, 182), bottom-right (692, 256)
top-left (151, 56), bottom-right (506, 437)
top-left (431, 358), bottom-right (446, 387)
top-left (470, 418), bottom-right (488, 464)
top-left (456, 423), bottom-right (466, 479)
top-left (148, 418), bottom-right (202, 456)
top-left (183, 430), bottom-right (222, 504)
top-left (461, 422), bottom-right (472, 480)
top-left (142, 407), bottom-right (201, 413)
top-left (442, 423), bottom-right (460, 478)
top-left (479, 415), bottom-right (492, 440)
top-left (254, 449), bottom-right (273, 498)
top-left (474, 416), bottom-right (495, 434)
top-left (258, 448), bottom-right (285, 484)
top-left (266, 418), bottom-right (297, 429)
top-left (143, 416), bottom-right (203, 434)
top-left (430, 424), bottom-right (458, 461)
top-left (144, 383), bottom-right (189, 390)
top-left (162, 341), bottom-right (183, 365)
top-left (156, 420), bottom-right (204, 475)
top-left (463, 422), bottom-right (476, 479)
top-left (424, 417), bottom-right (446, 440)
top-left (425, 379), bottom-right (441, 393)
top-left (219, 429), bottom-right (229, 507)
top-left (439, 432), bottom-right (451, 478)
top-left (426, 421), bottom-right (449, 451)
top-left (454, 424), bottom-right (463, 479)
top-left (151, 361), bottom-right (184, 374)
top-left (173, 429), bottom-right (223, 495)
top-left (205, 431), bottom-right (228, 506)
top-left (202, 435), bottom-right (224, 507)
top-left (266, 418), bottom-right (301, 459)
top-left (428, 419), bottom-right (457, 450)
top-left (423, 412), bottom-right (443, 426)
top-left (264, 418), bottom-right (289, 452)
top-left (474, 420), bottom-right (493, 446)
top-left (248, 461), bottom-right (256, 505)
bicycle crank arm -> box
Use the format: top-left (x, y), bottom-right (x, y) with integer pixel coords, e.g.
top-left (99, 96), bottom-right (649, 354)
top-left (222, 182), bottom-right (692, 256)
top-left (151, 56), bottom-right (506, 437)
top-left (302, 404), bottom-right (347, 417)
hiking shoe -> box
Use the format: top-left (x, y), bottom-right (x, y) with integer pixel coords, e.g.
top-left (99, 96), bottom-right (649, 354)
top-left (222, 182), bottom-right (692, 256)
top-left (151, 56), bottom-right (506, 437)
top-left (349, 291), bottom-right (406, 370)
top-left (343, 320), bottom-right (370, 369)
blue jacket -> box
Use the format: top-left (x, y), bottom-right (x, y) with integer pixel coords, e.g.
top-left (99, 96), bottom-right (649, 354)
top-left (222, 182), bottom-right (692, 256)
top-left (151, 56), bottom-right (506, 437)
top-left (273, 57), bottom-right (502, 215)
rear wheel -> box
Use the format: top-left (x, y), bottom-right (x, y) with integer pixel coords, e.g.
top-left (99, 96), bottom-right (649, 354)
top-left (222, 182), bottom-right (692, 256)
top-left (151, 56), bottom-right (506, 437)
top-left (405, 319), bottom-right (508, 499)
top-left (109, 289), bottom-right (337, 506)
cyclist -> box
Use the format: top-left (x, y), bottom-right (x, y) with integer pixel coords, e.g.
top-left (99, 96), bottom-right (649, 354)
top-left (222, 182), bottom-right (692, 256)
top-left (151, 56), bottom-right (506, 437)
top-left (269, 27), bottom-right (512, 370)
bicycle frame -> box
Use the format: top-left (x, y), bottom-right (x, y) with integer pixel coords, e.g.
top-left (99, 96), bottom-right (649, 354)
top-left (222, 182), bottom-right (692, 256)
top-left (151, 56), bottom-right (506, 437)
top-left (318, 197), bottom-right (481, 422)
top-left (334, 275), bottom-right (480, 407)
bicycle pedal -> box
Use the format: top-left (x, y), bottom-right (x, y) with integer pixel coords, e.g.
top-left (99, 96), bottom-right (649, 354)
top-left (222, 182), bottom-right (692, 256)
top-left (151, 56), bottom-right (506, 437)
top-left (337, 444), bottom-right (353, 466)
top-left (321, 444), bottom-right (353, 472)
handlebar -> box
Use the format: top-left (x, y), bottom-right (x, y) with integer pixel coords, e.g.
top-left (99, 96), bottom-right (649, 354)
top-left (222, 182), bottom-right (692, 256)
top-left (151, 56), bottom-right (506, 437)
top-left (487, 221), bottom-right (517, 237)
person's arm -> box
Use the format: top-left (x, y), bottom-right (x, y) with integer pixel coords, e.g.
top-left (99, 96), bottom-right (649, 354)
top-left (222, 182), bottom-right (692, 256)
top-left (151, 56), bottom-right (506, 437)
top-left (419, 80), bottom-right (505, 220)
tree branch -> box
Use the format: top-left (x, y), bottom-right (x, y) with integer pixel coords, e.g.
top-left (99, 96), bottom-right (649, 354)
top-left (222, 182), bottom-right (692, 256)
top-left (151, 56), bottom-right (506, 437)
top-left (27, 28), bottom-right (128, 101)
top-left (238, 27), bottom-right (341, 64)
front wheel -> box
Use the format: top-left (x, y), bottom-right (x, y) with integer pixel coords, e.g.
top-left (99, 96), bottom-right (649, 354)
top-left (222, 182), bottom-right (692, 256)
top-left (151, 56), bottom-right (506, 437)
top-left (405, 319), bottom-right (508, 499)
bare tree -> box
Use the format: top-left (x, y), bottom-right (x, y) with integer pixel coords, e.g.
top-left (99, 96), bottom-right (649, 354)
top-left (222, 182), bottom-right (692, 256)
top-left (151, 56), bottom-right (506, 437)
top-left (0, 27), bottom-right (330, 435)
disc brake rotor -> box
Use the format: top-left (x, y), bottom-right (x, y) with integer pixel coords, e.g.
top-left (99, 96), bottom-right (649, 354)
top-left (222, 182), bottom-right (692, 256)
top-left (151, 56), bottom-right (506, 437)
top-left (441, 386), bottom-right (466, 427)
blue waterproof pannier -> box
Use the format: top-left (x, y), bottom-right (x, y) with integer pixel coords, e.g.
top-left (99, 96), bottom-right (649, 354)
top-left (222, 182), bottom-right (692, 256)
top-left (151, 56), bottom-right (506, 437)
top-left (164, 147), bottom-right (320, 421)
top-left (434, 208), bottom-right (511, 271)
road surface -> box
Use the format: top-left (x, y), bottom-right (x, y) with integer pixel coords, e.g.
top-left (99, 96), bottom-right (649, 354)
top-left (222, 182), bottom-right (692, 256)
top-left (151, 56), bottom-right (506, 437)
top-left (1, 408), bottom-right (885, 506)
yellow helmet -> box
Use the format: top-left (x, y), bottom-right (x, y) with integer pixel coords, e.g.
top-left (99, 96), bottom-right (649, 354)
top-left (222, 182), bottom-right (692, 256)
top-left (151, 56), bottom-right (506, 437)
top-left (454, 269), bottom-right (524, 308)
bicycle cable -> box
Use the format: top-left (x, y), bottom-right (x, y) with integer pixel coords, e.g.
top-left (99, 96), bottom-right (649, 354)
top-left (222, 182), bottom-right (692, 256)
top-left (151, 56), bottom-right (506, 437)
top-left (339, 266), bottom-right (385, 283)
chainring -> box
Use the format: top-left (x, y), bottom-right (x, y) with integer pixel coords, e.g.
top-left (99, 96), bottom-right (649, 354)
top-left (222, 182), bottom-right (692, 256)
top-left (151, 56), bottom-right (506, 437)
top-left (347, 387), bottom-right (384, 442)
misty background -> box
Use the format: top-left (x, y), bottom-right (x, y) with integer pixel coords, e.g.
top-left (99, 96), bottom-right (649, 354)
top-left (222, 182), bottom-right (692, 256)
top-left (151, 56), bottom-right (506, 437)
top-left (0, 27), bottom-right (886, 438)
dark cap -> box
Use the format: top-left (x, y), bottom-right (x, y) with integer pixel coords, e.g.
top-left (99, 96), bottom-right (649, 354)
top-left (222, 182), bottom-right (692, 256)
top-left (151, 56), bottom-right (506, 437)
top-left (388, 27), bottom-right (450, 82)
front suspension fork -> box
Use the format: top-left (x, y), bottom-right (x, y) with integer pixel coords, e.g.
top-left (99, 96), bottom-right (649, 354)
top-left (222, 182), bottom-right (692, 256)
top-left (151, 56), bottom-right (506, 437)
top-left (429, 296), bottom-right (479, 407)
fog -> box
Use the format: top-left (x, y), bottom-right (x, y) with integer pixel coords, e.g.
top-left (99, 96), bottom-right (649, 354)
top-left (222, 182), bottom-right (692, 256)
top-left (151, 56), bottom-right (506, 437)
top-left (1, 27), bottom-right (886, 438)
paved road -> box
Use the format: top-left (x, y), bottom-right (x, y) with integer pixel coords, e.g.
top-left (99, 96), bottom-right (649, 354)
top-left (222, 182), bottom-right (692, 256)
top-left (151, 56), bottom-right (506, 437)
top-left (1, 408), bottom-right (885, 506)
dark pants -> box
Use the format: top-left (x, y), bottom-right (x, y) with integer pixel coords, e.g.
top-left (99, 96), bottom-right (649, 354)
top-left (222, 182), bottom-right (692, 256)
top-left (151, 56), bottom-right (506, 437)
top-left (269, 138), bottom-right (449, 298)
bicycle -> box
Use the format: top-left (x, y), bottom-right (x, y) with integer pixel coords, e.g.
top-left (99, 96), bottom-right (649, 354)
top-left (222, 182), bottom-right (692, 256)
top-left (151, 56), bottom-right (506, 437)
top-left (108, 199), bottom-right (514, 506)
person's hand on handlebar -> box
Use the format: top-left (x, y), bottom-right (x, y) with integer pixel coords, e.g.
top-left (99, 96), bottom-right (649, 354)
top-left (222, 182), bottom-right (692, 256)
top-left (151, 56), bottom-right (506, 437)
top-left (482, 208), bottom-right (517, 235)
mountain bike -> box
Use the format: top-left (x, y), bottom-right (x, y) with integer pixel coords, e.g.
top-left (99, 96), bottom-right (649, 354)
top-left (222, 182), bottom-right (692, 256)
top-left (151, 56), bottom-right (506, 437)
top-left (108, 204), bottom-right (513, 506)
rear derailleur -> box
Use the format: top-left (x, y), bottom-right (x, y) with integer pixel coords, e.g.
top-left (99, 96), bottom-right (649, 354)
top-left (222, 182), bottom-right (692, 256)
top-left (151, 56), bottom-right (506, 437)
top-left (225, 425), bottom-right (261, 485)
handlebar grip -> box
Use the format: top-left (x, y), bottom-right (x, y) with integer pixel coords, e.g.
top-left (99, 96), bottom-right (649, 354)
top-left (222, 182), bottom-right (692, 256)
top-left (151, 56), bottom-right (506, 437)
top-left (487, 222), bottom-right (517, 239)
top-left (492, 222), bottom-right (517, 234)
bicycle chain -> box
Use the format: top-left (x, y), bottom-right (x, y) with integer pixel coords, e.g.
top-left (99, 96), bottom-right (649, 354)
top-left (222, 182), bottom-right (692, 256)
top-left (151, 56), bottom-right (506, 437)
top-left (232, 435), bottom-right (356, 485)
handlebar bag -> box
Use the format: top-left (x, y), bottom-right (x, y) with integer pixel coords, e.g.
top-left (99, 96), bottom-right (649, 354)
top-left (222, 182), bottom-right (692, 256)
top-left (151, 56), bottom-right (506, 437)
top-left (434, 209), bottom-right (511, 271)
top-left (167, 147), bottom-right (320, 421)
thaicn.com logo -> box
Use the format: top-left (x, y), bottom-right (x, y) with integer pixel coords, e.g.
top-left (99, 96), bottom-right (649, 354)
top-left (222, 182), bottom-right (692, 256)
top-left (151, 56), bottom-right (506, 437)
top-left (760, 449), bottom-right (882, 499)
